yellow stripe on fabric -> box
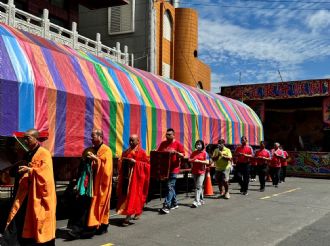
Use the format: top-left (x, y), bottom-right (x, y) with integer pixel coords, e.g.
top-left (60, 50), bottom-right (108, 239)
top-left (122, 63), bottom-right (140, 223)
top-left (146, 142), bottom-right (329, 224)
top-left (101, 67), bottom-right (124, 156)
top-left (214, 99), bottom-right (233, 143)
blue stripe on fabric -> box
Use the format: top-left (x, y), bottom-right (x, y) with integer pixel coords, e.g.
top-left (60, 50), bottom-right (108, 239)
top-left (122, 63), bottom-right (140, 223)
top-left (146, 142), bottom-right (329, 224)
top-left (70, 56), bottom-right (94, 149)
top-left (40, 47), bottom-right (67, 156)
top-left (1, 32), bottom-right (34, 131)
top-left (0, 35), bottom-right (19, 135)
top-left (124, 72), bottom-right (148, 149)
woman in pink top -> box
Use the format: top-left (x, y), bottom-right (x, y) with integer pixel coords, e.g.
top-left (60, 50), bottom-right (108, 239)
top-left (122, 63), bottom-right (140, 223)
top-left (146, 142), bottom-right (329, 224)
top-left (189, 140), bottom-right (208, 208)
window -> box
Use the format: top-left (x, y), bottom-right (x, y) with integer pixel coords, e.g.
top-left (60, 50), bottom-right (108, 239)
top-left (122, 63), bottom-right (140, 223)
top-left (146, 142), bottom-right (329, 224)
top-left (197, 81), bottom-right (203, 89)
top-left (108, 0), bottom-right (135, 35)
top-left (162, 62), bottom-right (171, 78)
top-left (163, 11), bottom-right (172, 41)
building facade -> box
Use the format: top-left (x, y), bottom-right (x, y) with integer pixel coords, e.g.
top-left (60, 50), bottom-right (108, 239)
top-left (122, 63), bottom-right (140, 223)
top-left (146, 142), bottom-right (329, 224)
top-left (0, 0), bottom-right (128, 28)
top-left (221, 79), bottom-right (330, 178)
top-left (79, 0), bottom-right (211, 90)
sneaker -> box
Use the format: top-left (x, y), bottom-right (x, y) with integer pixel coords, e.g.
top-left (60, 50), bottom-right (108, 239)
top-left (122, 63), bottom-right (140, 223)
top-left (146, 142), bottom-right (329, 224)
top-left (170, 204), bottom-right (179, 210)
top-left (191, 201), bottom-right (198, 208)
top-left (160, 207), bottom-right (170, 214)
top-left (200, 200), bottom-right (205, 205)
top-left (224, 192), bottom-right (230, 199)
top-left (260, 188), bottom-right (265, 192)
top-left (242, 191), bottom-right (248, 196)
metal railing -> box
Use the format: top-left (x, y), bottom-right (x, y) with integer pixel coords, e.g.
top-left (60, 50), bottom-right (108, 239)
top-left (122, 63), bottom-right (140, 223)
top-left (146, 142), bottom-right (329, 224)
top-left (0, 0), bottom-right (134, 66)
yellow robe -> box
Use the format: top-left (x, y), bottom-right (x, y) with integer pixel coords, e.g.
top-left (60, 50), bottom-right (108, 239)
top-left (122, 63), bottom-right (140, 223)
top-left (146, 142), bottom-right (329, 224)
top-left (87, 144), bottom-right (113, 227)
top-left (6, 146), bottom-right (56, 243)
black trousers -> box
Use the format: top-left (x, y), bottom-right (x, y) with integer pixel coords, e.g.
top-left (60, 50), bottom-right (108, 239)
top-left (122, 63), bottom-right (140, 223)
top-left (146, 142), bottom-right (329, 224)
top-left (250, 165), bottom-right (257, 179)
top-left (236, 163), bottom-right (250, 192)
top-left (257, 164), bottom-right (268, 190)
top-left (280, 166), bottom-right (287, 182)
top-left (269, 167), bottom-right (281, 186)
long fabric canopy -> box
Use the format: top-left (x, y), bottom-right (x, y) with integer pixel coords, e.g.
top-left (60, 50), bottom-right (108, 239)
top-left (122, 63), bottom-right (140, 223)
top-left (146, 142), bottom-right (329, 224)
top-left (0, 23), bottom-right (263, 157)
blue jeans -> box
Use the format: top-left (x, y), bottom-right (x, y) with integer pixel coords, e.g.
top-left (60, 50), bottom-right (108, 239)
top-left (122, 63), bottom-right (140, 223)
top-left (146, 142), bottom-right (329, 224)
top-left (164, 173), bottom-right (177, 208)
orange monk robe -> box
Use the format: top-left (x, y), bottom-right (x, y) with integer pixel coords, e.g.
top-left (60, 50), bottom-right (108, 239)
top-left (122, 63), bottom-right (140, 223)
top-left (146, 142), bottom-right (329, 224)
top-left (116, 147), bottom-right (150, 216)
top-left (6, 147), bottom-right (56, 243)
top-left (87, 143), bottom-right (113, 227)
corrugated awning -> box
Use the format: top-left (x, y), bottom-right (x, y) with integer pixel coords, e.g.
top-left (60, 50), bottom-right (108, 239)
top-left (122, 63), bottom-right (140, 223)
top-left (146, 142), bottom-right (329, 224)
top-left (0, 23), bottom-right (263, 157)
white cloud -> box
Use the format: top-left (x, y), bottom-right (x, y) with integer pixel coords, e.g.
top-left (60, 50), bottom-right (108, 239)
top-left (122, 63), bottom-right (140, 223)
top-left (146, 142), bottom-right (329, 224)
top-left (199, 19), bottom-right (330, 65)
top-left (306, 10), bottom-right (330, 32)
top-left (192, 1), bottom-right (330, 90)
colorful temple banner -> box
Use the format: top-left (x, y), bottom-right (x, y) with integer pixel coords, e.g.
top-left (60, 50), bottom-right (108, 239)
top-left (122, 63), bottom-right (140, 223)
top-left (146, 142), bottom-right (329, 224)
top-left (222, 79), bottom-right (330, 101)
top-left (0, 23), bottom-right (263, 157)
top-left (287, 151), bottom-right (330, 178)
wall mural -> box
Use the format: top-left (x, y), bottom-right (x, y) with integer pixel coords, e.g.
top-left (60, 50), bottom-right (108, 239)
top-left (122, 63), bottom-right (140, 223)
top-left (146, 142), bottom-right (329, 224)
top-left (287, 151), bottom-right (330, 177)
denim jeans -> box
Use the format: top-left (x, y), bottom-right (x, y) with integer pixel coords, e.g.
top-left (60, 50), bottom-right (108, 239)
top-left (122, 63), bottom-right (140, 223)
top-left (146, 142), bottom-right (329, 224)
top-left (164, 173), bottom-right (177, 208)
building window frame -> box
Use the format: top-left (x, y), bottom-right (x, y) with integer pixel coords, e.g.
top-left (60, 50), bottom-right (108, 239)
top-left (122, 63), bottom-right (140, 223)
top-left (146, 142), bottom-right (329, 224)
top-left (108, 0), bottom-right (135, 35)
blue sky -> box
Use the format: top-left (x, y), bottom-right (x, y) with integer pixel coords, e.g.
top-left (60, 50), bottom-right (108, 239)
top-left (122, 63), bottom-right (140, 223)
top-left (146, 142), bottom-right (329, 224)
top-left (179, 0), bottom-right (330, 92)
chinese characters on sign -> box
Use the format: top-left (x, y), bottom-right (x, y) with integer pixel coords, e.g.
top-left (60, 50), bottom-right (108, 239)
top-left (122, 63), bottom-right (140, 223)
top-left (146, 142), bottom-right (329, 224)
top-left (222, 79), bottom-right (330, 101)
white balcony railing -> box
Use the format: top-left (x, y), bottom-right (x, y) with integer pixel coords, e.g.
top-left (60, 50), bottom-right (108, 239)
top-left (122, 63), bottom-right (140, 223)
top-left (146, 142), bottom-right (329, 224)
top-left (0, 0), bottom-right (134, 66)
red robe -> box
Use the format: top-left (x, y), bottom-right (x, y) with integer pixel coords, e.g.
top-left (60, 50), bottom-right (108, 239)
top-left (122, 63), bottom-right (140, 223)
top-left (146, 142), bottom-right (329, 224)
top-left (116, 147), bottom-right (150, 216)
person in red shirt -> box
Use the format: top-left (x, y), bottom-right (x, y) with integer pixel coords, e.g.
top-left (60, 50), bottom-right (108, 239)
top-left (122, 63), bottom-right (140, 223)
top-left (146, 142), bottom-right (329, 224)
top-left (254, 141), bottom-right (271, 192)
top-left (189, 140), bottom-right (208, 208)
top-left (158, 128), bottom-right (185, 214)
top-left (270, 142), bottom-right (284, 187)
top-left (234, 136), bottom-right (254, 195)
top-left (280, 146), bottom-right (289, 183)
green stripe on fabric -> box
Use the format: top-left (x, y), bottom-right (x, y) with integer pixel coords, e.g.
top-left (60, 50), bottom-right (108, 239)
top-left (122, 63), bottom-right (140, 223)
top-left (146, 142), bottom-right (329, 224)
top-left (94, 64), bottom-right (117, 154)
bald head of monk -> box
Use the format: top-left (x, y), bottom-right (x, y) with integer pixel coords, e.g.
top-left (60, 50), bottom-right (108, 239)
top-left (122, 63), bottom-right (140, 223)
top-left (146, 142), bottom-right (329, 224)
top-left (24, 129), bottom-right (40, 151)
top-left (91, 129), bottom-right (104, 147)
top-left (129, 134), bottom-right (139, 149)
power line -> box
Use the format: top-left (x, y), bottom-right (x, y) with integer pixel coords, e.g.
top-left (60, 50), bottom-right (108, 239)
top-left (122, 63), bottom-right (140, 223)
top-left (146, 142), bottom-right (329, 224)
top-left (177, 1), bottom-right (330, 10)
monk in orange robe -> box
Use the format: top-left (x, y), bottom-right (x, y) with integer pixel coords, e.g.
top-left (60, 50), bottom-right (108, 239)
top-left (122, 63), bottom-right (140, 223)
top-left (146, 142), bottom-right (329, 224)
top-left (4, 129), bottom-right (56, 245)
top-left (68, 129), bottom-right (113, 239)
top-left (116, 134), bottom-right (150, 226)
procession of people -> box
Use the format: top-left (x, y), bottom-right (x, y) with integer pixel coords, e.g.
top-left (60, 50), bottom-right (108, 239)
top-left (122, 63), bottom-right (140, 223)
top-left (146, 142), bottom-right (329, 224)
top-left (0, 127), bottom-right (289, 245)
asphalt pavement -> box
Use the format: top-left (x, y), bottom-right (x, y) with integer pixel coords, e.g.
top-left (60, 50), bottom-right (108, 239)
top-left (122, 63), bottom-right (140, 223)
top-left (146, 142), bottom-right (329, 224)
top-left (54, 177), bottom-right (330, 246)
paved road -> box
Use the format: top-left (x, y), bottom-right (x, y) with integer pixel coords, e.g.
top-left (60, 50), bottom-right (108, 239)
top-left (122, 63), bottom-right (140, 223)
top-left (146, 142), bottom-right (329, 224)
top-left (55, 177), bottom-right (330, 246)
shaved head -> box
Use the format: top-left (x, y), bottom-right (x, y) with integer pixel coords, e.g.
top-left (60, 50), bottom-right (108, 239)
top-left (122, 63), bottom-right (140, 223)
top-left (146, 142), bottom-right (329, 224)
top-left (25, 128), bottom-right (39, 139)
top-left (91, 129), bottom-right (104, 146)
top-left (129, 134), bottom-right (139, 148)
top-left (24, 128), bottom-right (40, 150)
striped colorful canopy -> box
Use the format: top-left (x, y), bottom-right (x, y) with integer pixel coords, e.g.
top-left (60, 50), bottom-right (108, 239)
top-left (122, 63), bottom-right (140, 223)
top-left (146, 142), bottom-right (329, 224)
top-left (0, 23), bottom-right (263, 157)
